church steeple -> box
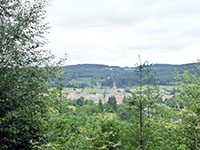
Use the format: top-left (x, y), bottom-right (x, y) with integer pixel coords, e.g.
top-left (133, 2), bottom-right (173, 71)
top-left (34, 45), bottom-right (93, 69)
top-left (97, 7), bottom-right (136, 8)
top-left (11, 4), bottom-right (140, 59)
top-left (112, 81), bottom-right (117, 91)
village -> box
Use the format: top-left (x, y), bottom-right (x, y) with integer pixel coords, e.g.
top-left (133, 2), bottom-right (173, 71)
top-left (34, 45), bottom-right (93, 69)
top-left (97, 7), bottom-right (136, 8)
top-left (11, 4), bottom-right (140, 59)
top-left (66, 83), bottom-right (174, 104)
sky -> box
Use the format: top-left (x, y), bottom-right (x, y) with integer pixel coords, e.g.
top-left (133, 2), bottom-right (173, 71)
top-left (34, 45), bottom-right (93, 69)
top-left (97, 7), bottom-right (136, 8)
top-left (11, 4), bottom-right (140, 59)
top-left (45, 0), bottom-right (200, 67)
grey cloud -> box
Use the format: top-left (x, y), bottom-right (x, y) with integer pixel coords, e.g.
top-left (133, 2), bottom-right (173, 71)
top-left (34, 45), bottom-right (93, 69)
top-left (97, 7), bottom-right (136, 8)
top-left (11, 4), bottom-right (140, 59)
top-left (47, 0), bottom-right (150, 29)
top-left (47, 0), bottom-right (200, 30)
top-left (46, 0), bottom-right (200, 66)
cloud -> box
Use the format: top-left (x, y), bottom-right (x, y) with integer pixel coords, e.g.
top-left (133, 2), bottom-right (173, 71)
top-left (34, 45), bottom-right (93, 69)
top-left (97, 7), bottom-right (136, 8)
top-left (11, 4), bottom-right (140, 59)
top-left (47, 0), bottom-right (155, 29)
top-left (45, 0), bottom-right (200, 66)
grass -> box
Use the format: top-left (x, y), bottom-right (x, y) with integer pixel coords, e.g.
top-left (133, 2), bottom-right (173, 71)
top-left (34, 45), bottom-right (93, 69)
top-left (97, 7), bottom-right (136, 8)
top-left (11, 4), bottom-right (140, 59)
top-left (129, 85), bottom-right (177, 92)
top-left (84, 88), bottom-right (99, 94)
top-left (159, 85), bottom-right (177, 91)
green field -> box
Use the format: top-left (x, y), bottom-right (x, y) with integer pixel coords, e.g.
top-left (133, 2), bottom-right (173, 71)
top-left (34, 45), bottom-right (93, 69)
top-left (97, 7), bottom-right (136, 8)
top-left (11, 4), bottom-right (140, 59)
top-left (159, 85), bottom-right (177, 91)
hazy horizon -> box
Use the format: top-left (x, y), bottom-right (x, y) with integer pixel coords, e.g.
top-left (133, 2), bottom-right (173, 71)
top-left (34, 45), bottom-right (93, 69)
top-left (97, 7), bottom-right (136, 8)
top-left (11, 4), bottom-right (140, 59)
top-left (63, 61), bottom-right (198, 68)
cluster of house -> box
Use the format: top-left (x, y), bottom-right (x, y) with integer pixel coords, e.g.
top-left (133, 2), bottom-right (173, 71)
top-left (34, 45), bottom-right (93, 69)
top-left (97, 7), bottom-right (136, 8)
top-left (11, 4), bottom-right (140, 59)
top-left (66, 86), bottom-right (173, 104)
top-left (67, 88), bottom-right (131, 104)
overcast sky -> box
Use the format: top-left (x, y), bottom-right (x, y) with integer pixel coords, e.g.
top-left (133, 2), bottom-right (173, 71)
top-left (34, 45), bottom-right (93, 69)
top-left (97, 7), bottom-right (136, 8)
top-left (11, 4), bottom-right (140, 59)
top-left (45, 0), bottom-right (200, 67)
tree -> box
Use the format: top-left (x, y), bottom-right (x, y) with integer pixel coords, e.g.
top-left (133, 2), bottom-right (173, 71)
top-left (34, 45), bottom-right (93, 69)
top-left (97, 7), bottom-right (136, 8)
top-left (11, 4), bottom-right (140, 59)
top-left (98, 99), bottom-right (104, 112)
top-left (175, 63), bottom-right (200, 149)
top-left (107, 96), bottom-right (117, 112)
top-left (76, 97), bottom-right (85, 107)
top-left (0, 0), bottom-right (55, 149)
top-left (127, 56), bottom-right (160, 149)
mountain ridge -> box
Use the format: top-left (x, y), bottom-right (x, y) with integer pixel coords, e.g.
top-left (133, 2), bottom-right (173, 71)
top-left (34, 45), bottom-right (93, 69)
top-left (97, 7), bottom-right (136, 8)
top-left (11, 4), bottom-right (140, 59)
top-left (63, 62), bottom-right (198, 68)
top-left (61, 63), bottom-right (199, 88)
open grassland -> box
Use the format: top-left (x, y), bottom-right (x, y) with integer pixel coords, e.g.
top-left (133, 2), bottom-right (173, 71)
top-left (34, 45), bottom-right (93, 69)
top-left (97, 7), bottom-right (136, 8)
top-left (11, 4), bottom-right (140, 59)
top-left (159, 85), bottom-right (177, 91)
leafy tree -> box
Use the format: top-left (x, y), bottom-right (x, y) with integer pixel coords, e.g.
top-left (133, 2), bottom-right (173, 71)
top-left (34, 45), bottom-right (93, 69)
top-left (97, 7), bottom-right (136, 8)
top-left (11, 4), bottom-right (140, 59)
top-left (84, 114), bottom-right (122, 150)
top-left (175, 63), bottom-right (200, 149)
top-left (51, 57), bottom-right (68, 116)
top-left (0, 0), bottom-right (56, 149)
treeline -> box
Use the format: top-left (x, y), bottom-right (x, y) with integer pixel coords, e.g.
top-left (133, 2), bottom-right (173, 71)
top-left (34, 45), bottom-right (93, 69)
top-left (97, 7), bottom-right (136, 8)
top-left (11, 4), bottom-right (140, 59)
top-left (0, 1), bottom-right (199, 150)
top-left (62, 63), bottom-right (198, 88)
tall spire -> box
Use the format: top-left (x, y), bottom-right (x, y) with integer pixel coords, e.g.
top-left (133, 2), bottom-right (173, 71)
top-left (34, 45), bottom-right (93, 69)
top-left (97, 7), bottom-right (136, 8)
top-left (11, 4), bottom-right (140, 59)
top-left (112, 81), bottom-right (117, 91)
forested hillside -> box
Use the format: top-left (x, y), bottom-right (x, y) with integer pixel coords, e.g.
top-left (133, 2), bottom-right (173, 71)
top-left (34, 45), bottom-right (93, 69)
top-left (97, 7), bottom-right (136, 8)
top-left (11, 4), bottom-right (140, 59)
top-left (1, 1), bottom-right (199, 150)
top-left (62, 63), bottom-right (198, 88)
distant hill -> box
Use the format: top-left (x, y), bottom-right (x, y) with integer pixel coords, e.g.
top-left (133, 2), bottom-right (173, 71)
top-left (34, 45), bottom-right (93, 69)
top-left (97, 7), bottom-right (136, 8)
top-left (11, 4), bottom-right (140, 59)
top-left (61, 63), bottom-right (199, 88)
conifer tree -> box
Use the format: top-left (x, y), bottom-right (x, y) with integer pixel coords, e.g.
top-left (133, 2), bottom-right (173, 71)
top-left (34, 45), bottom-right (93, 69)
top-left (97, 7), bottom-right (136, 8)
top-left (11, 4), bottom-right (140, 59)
top-left (128, 56), bottom-right (160, 149)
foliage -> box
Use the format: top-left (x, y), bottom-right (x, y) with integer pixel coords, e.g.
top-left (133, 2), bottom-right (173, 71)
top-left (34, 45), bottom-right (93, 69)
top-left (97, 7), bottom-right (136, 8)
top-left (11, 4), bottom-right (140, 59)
top-left (107, 96), bottom-right (117, 112)
top-left (1, 0), bottom-right (199, 149)
top-left (61, 63), bottom-right (198, 88)
top-left (0, 0), bottom-right (56, 149)
top-left (125, 59), bottom-right (161, 149)
top-left (175, 63), bottom-right (200, 150)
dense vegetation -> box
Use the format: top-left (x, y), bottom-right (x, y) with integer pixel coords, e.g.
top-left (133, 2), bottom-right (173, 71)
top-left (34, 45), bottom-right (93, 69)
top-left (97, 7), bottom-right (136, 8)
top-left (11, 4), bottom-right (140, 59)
top-left (0, 0), bottom-right (199, 150)
top-left (62, 63), bottom-right (198, 88)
